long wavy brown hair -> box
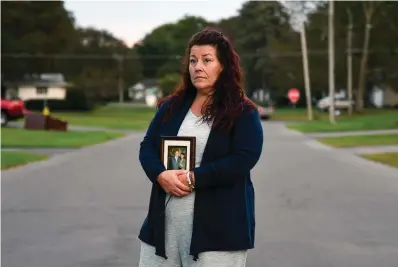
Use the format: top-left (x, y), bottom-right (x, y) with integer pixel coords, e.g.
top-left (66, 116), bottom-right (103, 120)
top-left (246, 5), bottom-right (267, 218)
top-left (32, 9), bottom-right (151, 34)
top-left (157, 27), bottom-right (256, 132)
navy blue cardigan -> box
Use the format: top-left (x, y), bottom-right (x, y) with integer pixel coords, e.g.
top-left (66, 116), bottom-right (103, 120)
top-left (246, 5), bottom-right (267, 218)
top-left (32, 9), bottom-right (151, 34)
top-left (138, 94), bottom-right (264, 260)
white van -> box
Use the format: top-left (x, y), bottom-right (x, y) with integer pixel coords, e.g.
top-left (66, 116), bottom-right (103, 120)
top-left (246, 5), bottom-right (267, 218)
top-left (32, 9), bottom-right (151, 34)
top-left (317, 92), bottom-right (354, 111)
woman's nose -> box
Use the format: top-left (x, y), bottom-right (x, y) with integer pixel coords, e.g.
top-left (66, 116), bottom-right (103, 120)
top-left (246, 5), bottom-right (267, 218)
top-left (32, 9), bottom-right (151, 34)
top-left (195, 60), bottom-right (204, 71)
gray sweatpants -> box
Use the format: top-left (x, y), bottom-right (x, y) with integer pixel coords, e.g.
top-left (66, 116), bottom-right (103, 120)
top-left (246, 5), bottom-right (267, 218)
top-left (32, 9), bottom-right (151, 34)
top-left (139, 192), bottom-right (247, 267)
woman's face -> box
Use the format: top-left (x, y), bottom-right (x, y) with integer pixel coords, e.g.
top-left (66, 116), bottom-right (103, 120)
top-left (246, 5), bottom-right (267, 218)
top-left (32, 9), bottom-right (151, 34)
top-left (189, 45), bottom-right (223, 94)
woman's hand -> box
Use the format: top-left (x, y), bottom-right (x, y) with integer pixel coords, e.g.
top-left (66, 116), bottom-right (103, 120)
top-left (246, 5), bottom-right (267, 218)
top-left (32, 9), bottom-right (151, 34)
top-left (177, 172), bottom-right (189, 187)
top-left (157, 170), bottom-right (191, 197)
top-left (177, 171), bottom-right (195, 190)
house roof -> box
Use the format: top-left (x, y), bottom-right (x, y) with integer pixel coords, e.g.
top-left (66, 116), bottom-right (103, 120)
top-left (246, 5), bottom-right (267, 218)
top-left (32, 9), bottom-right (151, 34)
top-left (6, 79), bottom-right (73, 88)
top-left (4, 73), bottom-right (73, 88)
top-left (129, 78), bottom-right (158, 91)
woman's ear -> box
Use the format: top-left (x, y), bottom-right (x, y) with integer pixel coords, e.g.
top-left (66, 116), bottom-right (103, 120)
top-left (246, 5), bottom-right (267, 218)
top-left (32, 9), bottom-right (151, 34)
top-left (218, 65), bottom-right (224, 74)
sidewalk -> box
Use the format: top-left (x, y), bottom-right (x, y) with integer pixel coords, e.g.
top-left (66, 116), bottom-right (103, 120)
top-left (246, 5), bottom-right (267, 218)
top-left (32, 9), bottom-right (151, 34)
top-left (303, 128), bottom-right (398, 155)
top-left (306, 128), bottom-right (398, 138)
top-left (340, 145), bottom-right (398, 155)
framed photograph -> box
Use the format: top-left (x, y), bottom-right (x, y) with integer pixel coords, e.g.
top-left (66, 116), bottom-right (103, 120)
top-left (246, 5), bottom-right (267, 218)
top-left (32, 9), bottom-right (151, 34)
top-left (161, 136), bottom-right (196, 171)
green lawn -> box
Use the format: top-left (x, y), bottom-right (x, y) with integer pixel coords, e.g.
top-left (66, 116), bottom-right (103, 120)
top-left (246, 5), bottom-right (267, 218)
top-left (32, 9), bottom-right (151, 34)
top-left (317, 133), bottom-right (398, 147)
top-left (1, 150), bottom-right (48, 170)
top-left (52, 105), bottom-right (156, 130)
top-left (287, 110), bottom-right (398, 133)
top-left (1, 128), bottom-right (125, 148)
top-left (24, 105), bottom-right (398, 133)
top-left (361, 152), bottom-right (398, 168)
top-left (271, 108), bottom-right (310, 121)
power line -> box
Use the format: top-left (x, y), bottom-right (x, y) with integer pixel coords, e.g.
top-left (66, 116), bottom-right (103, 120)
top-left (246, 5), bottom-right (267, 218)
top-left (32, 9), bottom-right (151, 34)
top-left (2, 49), bottom-right (398, 60)
top-left (0, 54), bottom-right (182, 59)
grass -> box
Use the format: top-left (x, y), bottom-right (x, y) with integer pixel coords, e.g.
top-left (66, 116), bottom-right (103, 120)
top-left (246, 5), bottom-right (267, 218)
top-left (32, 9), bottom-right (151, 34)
top-left (1, 128), bottom-right (125, 148)
top-left (271, 108), bottom-right (310, 121)
top-left (1, 150), bottom-right (48, 170)
top-left (361, 152), bottom-right (398, 168)
top-left (287, 110), bottom-right (398, 133)
top-left (26, 104), bottom-right (398, 133)
top-left (317, 133), bottom-right (398, 147)
top-left (52, 105), bottom-right (156, 130)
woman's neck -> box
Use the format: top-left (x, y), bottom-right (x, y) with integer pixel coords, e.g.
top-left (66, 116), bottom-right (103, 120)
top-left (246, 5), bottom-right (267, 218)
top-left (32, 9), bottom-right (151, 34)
top-left (190, 90), bottom-right (213, 117)
top-left (195, 89), bottom-right (213, 103)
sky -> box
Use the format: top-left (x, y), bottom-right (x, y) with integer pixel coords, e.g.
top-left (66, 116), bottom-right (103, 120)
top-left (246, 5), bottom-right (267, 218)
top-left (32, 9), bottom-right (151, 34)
top-left (64, 0), bottom-right (248, 47)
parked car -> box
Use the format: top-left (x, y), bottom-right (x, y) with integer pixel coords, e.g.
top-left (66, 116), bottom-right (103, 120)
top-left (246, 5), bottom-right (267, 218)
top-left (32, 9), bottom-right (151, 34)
top-left (1, 84), bottom-right (26, 126)
top-left (317, 94), bottom-right (354, 111)
top-left (255, 100), bottom-right (275, 120)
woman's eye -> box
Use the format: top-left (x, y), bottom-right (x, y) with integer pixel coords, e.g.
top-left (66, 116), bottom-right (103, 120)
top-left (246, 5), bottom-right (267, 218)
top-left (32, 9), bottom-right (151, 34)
top-left (190, 59), bottom-right (196, 64)
top-left (204, 58), bottom-right (211, 62)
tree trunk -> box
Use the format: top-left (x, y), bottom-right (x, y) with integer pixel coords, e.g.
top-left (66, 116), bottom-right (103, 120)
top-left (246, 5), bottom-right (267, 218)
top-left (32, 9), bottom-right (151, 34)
top-left (356, 23), bottom-right (372, 111)
top-left (356, 3), bottom-right (377, 112)
top-left (328, 0), bottom-right (336, 124)
top-left (346, 8), bottom-right (353, 116)
top-left (117, 56), bottom-right (124, 103)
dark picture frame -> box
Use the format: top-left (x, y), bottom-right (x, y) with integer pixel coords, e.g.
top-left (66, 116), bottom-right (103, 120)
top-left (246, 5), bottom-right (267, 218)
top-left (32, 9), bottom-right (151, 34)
top-left (160, 136), bottom-right (196, 171)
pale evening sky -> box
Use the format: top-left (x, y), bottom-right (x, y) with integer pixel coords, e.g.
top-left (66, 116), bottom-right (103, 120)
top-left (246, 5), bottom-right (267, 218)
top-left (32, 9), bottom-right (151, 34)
top-left (64, 0), bottom-right (248, 47)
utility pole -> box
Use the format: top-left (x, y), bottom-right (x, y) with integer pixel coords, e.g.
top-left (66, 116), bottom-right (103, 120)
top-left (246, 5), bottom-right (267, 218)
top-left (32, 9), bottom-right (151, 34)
top-left (300, 22), bottom-right (313, 121)
top-left (328, 0), bottom-right (336, 124)
top-left (346, 9), bottom-right (353, 116)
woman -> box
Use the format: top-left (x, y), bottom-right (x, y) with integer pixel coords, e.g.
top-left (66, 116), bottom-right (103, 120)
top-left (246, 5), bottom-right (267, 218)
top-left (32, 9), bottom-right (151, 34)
top-left (138, 28), bottom-right (263, 267)
top-left (179, 152), bottom-right (187, 170)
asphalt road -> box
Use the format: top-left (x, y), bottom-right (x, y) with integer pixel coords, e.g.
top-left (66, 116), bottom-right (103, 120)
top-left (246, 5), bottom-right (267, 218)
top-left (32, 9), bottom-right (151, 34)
top-left (2, 122), bottom-right (398, 267)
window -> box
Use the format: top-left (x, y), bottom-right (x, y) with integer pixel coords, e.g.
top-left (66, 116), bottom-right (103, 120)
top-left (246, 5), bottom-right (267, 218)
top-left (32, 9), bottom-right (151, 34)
top-left (36, 87), bottom-right (48, 95)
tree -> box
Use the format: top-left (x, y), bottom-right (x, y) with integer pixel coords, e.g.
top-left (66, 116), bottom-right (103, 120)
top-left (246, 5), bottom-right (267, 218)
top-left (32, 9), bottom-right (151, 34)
top-left (158, 73), bottom-right (181, 96)
top-left (356, 1), bottom-right (384, 111)
top-left (1, 1), bottom-right (79, 80)
top-left (305, 1), bottom-right (398, 111)
top-left (216, 16), bottom-right (241, 47)
top-left (135, 16), bottom-right (212, 78)
top-left (74, 27), bottom-right (142, 101)
top-left (1, 1), bottom-right (79, 54)
top-left (234, 1), bottom-right (295, 97)
top-left (368, 2), bottom-right (398, 91)
top-left (0, 1), bottom-right (144, 104)
top-left (4, 0), bottom-right (396, 108)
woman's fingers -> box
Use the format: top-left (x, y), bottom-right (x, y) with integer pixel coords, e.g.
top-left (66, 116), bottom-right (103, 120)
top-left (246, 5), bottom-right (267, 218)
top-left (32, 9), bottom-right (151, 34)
top-left (173, 170), bottom-right (187, 175)
top-left (172, 181), bottom-right (191, 196)
top-left (176, 179), bottom-right (191, 192)
top-left (171, 188), bottom-right (188, 197)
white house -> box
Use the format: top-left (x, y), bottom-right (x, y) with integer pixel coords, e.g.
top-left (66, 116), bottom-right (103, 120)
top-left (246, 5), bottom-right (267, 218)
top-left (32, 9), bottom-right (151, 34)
top-left (370, 85), bottom-right (398, 108)
top-left (128, 79), bottom-right (162, 106)
top-left (9, 73), bottom-right (72, 101)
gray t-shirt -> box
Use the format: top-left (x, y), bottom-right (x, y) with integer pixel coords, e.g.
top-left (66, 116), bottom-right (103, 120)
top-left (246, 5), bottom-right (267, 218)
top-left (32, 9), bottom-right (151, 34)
top-left (177, 109), bottom-right (212, 168)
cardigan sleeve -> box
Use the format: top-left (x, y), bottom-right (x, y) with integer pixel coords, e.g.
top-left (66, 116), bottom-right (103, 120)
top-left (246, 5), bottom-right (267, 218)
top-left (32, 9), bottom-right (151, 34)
top-left (138, 101), bottom-right (169, 183)
top-left (193, 107), bottom-right (263, 189)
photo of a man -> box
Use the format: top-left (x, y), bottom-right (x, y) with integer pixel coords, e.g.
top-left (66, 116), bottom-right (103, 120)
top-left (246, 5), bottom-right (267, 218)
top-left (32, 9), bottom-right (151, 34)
top-left (168, 149), bottom-right (181, 170)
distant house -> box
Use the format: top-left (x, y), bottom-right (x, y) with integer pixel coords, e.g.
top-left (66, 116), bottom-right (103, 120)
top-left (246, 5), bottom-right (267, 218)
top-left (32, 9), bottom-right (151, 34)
top-left (128, 78), bottom-right (162, 101)
top-left (6, 73), bottom-right (72, 101)
top-left (370, 85), bottom-right (398, 108)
